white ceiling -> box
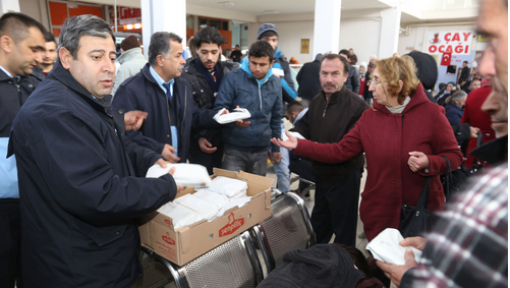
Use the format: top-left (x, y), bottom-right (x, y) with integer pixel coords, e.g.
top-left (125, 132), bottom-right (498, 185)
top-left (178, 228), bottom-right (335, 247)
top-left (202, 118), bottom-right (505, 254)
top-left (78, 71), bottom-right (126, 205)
top-left (77, 0), bottom-right (477, 23)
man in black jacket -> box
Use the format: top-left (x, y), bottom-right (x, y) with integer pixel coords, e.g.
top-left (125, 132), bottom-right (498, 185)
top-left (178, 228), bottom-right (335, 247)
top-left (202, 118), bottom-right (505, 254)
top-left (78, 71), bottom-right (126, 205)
top-left (8, 15), bottom-right (182, 288)
top-left (339, 49), bottom-right (360, 94)
top-left (113, 32), bottom-right (224, 164)
top-left (458, 60), bottom-right (471, 88)
top-left (0, 12), bottom-right (45, 288)
top-left (296, 53), bottom-right (322, 105)
top-left (181, 27), bottom-right (237, 174)
top-left (230, 44), bottom-right (242, 63)
top-left (291, 54), bottom-right (369, 246)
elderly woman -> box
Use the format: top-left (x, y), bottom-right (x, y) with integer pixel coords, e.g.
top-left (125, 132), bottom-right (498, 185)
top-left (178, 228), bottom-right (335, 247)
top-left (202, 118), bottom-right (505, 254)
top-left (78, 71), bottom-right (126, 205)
top-left (272, 57), bottom-right (463, 241)
top-left (445, 91), bottom-right (467, 125)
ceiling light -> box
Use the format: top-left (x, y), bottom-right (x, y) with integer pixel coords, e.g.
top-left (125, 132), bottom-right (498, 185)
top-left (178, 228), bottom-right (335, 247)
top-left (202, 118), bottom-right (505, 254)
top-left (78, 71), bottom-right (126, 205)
top-left (264, 10), bottom-right (280, 14)
top-left (218, 1), bottom-right (235, 6)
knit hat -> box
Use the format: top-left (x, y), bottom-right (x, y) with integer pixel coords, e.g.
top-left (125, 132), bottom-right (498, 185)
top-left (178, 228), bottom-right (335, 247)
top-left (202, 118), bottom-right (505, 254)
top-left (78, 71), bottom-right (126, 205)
top-left (257, 244), bottom-right (365, 288)
top-left (257, 23), bottom-right (279, 40)
top-left (120, 35), bottom-right (140, 52)
top-left (406, 51), bottom-right (437, 90)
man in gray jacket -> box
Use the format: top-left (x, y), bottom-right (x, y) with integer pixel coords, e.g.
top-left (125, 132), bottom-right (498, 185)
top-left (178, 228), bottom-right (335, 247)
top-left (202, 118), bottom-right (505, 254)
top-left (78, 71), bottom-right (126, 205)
top-left (112, 35), bottom-right (146, 95)
top-left (339, 49), bottom-right (360, 94)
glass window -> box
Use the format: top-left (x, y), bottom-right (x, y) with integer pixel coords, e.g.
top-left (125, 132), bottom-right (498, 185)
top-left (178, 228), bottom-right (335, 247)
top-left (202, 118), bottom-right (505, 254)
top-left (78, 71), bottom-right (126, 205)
top-left (199, 18), bottom-right (208, 29)
top-left (209, 19), bottom-right (221, 30)
top-left (186, 15), bottom-right (193, 30)
top-left (222, 21), bottom-right (228, 30)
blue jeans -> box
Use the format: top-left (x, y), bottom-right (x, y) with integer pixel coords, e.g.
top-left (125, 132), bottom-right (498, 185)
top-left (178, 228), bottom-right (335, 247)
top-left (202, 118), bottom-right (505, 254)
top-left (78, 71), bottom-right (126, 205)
top-left (222, 147), bottom-right (268, 176)
top-left (274, 147), bottom-right (290, 192)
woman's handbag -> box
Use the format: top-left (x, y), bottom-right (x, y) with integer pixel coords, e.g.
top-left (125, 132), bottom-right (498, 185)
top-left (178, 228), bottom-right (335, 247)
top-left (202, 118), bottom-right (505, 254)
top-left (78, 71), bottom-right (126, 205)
top-left (399, 177), bottom-right (440, 238)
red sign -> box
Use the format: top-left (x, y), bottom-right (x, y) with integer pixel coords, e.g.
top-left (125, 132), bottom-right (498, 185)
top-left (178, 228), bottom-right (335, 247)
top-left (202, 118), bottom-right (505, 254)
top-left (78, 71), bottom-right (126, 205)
top-left (427, 31), bottom-right (473, 55)
top-left (162, 232), bottom-right (175, 245)
top-left (119, 7), bottom-right (141, 19)
top-left (441, 52), bottom-right (452, 66)
top-left (219, 213), bottom-right (245, 237)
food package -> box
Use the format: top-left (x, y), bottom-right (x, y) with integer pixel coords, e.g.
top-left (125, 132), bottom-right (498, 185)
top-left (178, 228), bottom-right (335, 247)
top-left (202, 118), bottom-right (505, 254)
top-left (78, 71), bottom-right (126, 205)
top-left (365, 228), bottom-right (423, 265)
top-left (146, 163), bottom-right (211, 188)
top-left (213, 108), bottom-right (251, 124)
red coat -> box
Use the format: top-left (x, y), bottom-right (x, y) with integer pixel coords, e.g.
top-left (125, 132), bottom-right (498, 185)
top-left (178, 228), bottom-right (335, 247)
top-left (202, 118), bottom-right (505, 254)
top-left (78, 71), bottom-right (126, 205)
top-left (294, 83), bottom-right (463, 241)
top-left (460, 87), bottom-right (496, 168)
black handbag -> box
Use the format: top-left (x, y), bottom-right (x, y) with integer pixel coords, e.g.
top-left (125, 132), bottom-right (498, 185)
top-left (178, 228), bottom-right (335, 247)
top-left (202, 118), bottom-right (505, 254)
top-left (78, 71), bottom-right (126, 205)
top-left (399, 177), bottom-right (440, 238)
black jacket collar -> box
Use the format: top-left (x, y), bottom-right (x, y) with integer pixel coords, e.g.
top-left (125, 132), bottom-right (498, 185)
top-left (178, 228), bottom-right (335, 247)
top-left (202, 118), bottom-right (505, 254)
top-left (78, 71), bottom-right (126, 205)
top-left (321, 85), bottom-right (348, 105)
top-left (470, 134), bottom-right (508, 166)
top-left (50, 60), bottom-right (113, 117)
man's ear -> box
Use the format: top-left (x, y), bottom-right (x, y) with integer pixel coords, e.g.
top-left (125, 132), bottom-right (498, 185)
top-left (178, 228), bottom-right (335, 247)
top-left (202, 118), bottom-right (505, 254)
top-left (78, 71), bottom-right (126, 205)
top-left (0, 35), bottom-right (13, 54)
top-left (156, 54), bottom-right (165, 66)
top-left (269, 59), bottom-right (275, 68)
top-left (59, 47), bottom-right (73, 69)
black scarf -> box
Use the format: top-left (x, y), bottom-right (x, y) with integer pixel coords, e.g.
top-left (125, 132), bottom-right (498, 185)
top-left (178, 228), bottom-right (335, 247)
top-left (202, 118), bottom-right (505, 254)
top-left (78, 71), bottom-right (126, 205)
top-left (197, 59), bottom-right (222, 94)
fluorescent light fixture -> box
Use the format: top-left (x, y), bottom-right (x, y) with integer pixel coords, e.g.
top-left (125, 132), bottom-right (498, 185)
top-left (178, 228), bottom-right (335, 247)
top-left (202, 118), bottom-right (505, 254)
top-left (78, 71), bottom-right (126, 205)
top-left (263, 10), bottom-right (280, 14)
top-left (67, 1), bottom-right (78, 8)
top-left (218, 1), bottom-right (235, 6)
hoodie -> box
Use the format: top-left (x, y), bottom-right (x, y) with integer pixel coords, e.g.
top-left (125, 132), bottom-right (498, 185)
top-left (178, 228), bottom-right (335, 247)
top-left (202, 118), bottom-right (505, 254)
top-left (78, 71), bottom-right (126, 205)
top-left (214, 59), bottom-right (282, 152)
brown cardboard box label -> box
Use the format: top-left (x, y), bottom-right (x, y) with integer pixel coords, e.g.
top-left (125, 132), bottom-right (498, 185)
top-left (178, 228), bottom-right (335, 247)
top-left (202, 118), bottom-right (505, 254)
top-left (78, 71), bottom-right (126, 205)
top-left (162, 232), bottom-right (176, 245)
top-left (219, 212), bottom-right (245, 237)
top-left (164, 219), bottom-right (173, 228)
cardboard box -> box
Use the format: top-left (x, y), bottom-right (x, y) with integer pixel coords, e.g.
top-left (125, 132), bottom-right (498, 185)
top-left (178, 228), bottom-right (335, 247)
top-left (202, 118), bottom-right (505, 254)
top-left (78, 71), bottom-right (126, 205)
top-left (139, 169), bottom-right (273, 266)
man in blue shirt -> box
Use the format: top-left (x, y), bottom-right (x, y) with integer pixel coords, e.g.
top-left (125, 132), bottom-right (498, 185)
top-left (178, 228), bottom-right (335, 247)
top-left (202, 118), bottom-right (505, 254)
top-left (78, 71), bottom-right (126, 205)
top-left (113, 32), bottom-right (223, 163)
top-left (0, 12), bottom-right (46, 288)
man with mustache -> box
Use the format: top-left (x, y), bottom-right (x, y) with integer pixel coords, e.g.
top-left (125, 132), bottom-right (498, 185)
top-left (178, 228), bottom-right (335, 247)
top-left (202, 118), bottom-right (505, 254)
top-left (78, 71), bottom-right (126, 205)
top-left (181, 27), bottom-right (238, 175)
top-left (8, 15), bottom-right (183, 287)
top-left (377, 0), bottom-right (508, 286)
top-left (0, 12), bottom-right (45, 288)
top-left (113, 32), bottom-right (224, 164)
top-left (290, 54), bottom-right (369, 246)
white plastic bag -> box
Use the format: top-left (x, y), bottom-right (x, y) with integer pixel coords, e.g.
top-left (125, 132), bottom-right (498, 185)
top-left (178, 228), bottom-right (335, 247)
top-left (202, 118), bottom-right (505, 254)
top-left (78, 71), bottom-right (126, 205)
top-left (365, 228), bottom-right (422, 265)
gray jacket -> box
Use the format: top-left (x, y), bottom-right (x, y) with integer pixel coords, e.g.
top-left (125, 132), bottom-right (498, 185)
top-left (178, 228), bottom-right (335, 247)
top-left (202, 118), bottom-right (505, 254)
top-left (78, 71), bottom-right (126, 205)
top-left (112, 48), bottom-right (147, 95)
top-left (345, 65), bottom-right (360, 94)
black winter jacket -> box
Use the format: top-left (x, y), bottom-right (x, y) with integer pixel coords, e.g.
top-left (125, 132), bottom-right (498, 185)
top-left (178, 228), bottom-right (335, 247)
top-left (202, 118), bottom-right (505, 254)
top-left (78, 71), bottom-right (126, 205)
top-left (181, 59), bottom-right (237, 147)
top-left (296, 59), bottom-right (321, 101)
top-left (112, 64), bottom-right (220, 162)
top-left (8, 60), bottom-right (176, 287)
top-left (0, 69), bottom-right (41, 137)
top-left (291, 86), bottom-right (369, 180)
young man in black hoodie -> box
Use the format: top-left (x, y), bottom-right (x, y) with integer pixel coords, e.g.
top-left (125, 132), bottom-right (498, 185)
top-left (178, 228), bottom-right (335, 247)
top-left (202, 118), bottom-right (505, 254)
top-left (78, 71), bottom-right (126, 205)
top-left (181, 27), bottom-right (237, 174)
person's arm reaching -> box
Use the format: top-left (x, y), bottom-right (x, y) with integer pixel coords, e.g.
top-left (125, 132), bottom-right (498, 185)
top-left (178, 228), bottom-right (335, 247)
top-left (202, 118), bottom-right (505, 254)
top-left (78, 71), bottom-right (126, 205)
top-left (272, 114), bottom-right (365, 163)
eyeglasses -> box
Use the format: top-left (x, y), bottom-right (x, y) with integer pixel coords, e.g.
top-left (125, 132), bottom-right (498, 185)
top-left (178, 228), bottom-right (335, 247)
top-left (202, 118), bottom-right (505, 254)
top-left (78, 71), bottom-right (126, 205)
top-left (369, 79), bottom-right (385, 86)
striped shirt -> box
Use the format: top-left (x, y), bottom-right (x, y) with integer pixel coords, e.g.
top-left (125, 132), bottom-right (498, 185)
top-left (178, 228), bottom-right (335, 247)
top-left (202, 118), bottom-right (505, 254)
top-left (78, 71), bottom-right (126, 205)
top-left (401, 164), bottom-right (508, 288)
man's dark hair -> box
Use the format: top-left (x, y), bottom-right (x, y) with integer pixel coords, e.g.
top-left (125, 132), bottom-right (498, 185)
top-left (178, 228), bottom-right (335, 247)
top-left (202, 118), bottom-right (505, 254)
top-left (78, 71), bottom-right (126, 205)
top-left (286, 101), bottom-right (304, 115)
top-left (148, 32), bottom-right (182, 66)
top-left (338, 49), bottom-right (350, 58)
top-left (59, 15), bottom-right (114, 59)
top-left (235, 44), bottom-right (240, 48)
top-left (463, 61), bottom-right (468, 64)
top-left (248, 41), bottom-right (274, 62)
top-left (45, 32), bottom-right (56, 44)
top-left (194, 27), bottom-right (224, 49)
top-left (0, 12), bottom-right (47, 44)
top-left (321, 53), bottom-right (349, 75)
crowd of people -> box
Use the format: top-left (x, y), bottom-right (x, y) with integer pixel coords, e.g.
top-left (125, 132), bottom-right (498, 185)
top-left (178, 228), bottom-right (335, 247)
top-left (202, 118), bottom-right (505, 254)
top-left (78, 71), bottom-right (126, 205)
top-left (0, 0), bottom-right (507, 286)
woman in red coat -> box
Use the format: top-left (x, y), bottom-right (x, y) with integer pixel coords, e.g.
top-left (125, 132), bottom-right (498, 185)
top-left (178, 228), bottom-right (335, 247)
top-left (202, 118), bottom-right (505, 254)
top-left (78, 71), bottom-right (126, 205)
top-left (272, 57), bottom-right (463, 241)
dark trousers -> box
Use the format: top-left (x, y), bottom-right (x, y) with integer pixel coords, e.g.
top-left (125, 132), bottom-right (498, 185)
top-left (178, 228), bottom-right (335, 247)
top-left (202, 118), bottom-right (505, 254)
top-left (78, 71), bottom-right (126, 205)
top-left (289, 158), bottom-right (316, 192)
top-left (0, 199), bottom-right (22, 288)
top-left (188, 145), bottom-right (224, 175)
top-left (222, 147), bottom-right (268, 176)
top-left (312, 169), bottom-right (361, 246)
